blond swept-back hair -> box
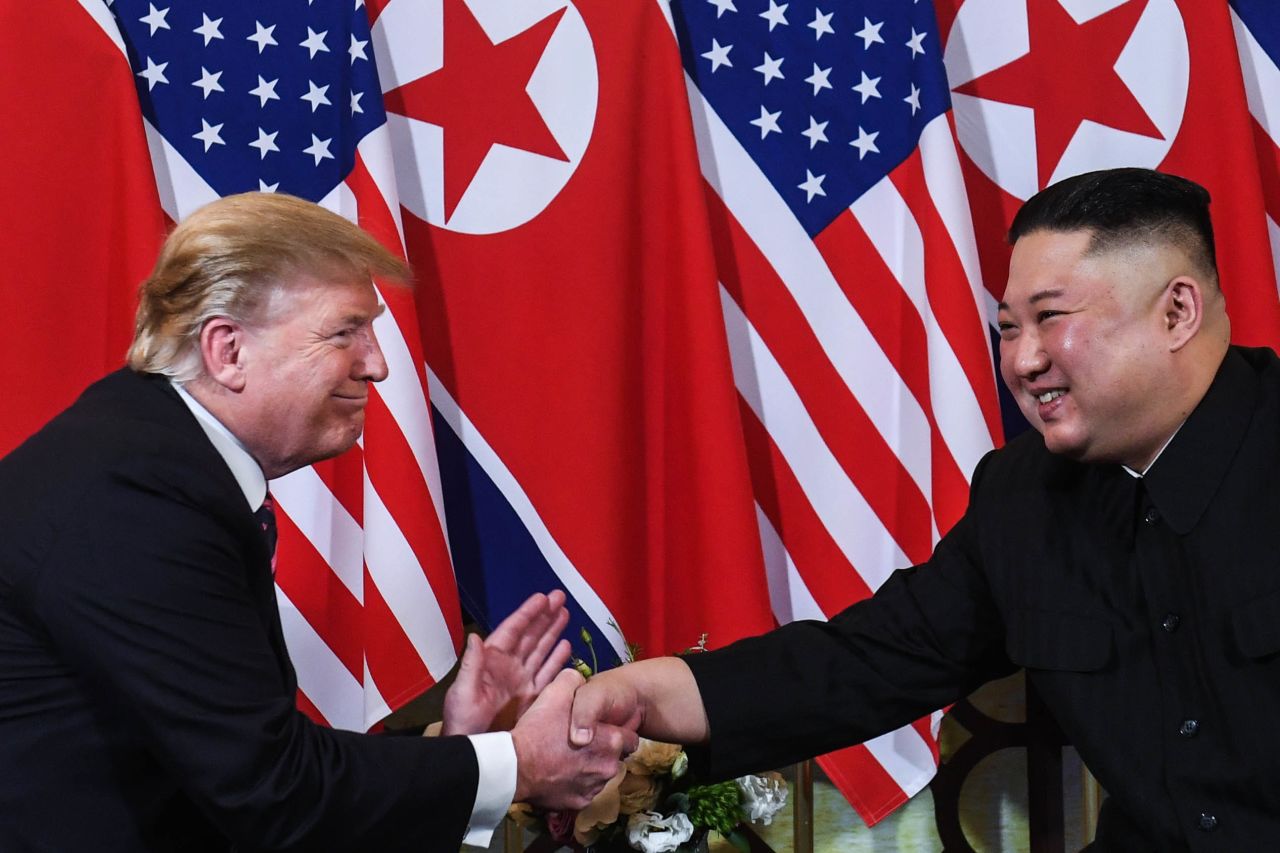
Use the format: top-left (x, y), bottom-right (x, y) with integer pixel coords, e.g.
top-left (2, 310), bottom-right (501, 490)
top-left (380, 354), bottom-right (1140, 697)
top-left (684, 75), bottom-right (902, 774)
top-left (128, 192), bottom-right (410, 381)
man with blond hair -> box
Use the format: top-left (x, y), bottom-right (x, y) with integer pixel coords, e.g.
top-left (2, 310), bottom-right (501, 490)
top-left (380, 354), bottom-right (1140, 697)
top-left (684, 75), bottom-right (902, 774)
top-left (0, 193), bottom-right (633, 852)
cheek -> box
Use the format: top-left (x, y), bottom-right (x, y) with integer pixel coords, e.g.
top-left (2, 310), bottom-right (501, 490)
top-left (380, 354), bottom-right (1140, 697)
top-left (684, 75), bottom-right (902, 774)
top-left (996, 341), bottom-right (1017, 388)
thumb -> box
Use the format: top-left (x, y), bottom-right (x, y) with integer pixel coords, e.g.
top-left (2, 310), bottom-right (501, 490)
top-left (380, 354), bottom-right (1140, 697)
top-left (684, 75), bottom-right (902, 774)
top-left (456, 633), bottom-right (483, 677)
top-left (569, 676), bottom-right (610, 747)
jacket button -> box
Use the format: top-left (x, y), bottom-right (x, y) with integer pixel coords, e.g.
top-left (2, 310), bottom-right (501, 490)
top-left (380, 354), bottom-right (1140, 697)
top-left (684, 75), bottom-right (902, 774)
top-left (1179, 719), bottom-right (1199, 738)
top-left (1144, 507), bottom-right (1160, 525)
top-left (1162, 613), bottom-right (1180, 632)
top-left (1198, 813), bottom-right (1218, 832)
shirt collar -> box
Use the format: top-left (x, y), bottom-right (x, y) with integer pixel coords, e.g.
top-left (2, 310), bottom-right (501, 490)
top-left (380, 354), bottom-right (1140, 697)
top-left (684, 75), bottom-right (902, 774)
top-left (1139, 348), bottom-right (1259, 534)
top-left (1121, 423), bottom-right (1184, 479)
top-left (171, 381), bottom-right (267, 511)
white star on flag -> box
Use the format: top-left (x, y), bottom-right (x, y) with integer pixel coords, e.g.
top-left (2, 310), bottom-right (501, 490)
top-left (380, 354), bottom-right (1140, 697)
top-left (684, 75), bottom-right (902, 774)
top-left (759, 1), bottom-right (788, 31)
top-left (351, 92), bottom-right (365, 115)
top-left (300, 28), bottom-right (330, 59)
top-left (905, 84), bottom-right (922, 115)
top-left (852, 71), bottom-right (881, 103)
top-left (805, 63), bottom-right (832, 96)
top-left (349, 35), bottom-right (369, 64)
top-left (136, 57), bottom-right (168, 91)
top-left (303, 134), bottom-right (334, 165)
top-left (800, 116), bottom-right (829, 149)
top-left (249, 128), bottom-right (280, 159)
top-left (702, 39), bottom-right (733, 72)
top-left (247, 21), bottom-right (277, 53)
top-left (749, 105), bottom-right (782, 138)
top-left (906, 28), bottom-right (927, 57)
top-left (194, 14), bottom-right (223, 46)
top-left (193, 119), bottom-right (225, 152)
top-left (258, 179), bottom-right (279, 192)
top-left (707, 0), bottom-right (737, 18)
top-left (849, 126), bottom-right (879, 159)
top-left (856, 17), bottom-right (884, 49)
top-left (754, 52), bottom-right (785, 85)
top-left (139, 4), bottom-right (169, 36)
top-left (192, 68), bottom-right (224, 99)
top-left (249, 76), bottom-right (280, 107)
top-left (301, 81), bottom-right (331, 112)
top-left (808, 8), bottom-right (834, 40)
top-left (797, 169), bottom-right (826, 202)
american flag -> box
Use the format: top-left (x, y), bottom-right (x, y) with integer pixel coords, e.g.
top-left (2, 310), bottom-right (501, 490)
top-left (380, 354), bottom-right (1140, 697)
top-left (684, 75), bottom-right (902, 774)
top-left (1232, 0), bottom-right (1280, 284)
top-left (6, 0), bottom-right (1280, 832)
top-left (669, 0), bottom-right (1000, 821)
top-left (104, 0), bottom-right (462, 731)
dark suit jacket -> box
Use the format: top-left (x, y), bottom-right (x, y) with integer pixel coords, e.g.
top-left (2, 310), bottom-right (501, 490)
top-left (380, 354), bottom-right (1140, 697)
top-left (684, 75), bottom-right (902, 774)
top-left (686, 346), bottom-right (1280, 851)
top-left (0, 369), bottom-right (478, 852)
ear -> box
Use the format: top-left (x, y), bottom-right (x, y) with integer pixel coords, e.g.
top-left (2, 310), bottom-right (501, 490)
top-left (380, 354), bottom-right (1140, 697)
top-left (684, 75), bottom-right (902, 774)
top-left (1164, 277), bottom-right (1204, 353)
top-left (199, 318), bottom-right (248, 391)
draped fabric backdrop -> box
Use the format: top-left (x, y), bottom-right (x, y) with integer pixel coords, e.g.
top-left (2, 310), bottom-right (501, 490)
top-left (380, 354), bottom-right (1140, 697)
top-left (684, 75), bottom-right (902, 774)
top-left (2, 0), bottom-right (1278, 827)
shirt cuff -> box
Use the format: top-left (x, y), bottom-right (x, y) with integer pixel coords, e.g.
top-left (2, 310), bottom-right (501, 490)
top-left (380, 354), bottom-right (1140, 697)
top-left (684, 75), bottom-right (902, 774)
top-left (462, 731), bottom-right (517, 847)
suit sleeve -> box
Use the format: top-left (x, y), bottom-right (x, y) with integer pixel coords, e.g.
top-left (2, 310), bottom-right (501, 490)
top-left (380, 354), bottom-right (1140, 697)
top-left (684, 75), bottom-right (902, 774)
top-left (682, 453), bottom-right (1016, 780)
top-left (25, 461), bottom-right (476, 852)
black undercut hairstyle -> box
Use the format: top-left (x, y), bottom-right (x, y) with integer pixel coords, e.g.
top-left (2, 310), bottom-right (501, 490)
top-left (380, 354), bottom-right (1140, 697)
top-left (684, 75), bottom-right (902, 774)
top-left (1008, 167), bottom-right (1218, 284)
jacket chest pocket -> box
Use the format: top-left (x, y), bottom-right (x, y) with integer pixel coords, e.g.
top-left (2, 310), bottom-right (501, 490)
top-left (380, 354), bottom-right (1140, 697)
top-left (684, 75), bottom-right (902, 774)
top-left (1006, 608), bottom-right (1114, 672)
top-left (1232, 589), bottom-right (1280, 661)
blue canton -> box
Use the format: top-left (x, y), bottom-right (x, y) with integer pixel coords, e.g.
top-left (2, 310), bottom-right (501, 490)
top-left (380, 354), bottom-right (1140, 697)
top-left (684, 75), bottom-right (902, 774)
top-left (671, 0), bottom-right (950, 236)
top-left (110, 0), bottom-right (385, 202)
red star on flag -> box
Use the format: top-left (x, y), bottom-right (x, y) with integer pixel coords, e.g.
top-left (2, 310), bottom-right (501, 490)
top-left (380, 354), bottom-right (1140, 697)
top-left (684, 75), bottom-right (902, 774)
top-left (384, 0), bottom-right (569, 220)
top-left (954, 0), bottom-right (1162, 189)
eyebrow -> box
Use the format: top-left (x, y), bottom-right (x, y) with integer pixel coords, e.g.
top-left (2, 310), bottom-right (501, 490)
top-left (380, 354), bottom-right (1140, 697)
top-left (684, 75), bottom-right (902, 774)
top-left (339, 304), bottom-right (387, 325)
top-left (997, 288), bottom-right (1066, 312)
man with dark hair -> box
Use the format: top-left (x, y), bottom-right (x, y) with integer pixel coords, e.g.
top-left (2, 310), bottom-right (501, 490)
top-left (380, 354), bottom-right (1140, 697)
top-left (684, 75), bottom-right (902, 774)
top-left (569, 168), bottom-right (1280, 850)
top-left (0, 193), bottom-right (634, 852)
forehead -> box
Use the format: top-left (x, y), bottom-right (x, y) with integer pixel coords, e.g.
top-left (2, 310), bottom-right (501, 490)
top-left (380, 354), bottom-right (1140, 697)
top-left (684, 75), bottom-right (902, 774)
top-left (265, 274), bottom-right (381, 322)
top-left (1002, 229), bottom-right (1109, 307)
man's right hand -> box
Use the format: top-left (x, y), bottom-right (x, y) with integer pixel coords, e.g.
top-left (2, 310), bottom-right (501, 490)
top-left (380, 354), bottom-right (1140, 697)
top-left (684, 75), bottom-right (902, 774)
top-left (510, 669), bottom-right (640, 810)
top-left (568, 658), bottom-right (710, 748)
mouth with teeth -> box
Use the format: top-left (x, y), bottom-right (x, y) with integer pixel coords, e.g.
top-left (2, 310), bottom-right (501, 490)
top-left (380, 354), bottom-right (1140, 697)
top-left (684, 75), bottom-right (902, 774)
top-left (1036, 390), bottom-right (1064, 404)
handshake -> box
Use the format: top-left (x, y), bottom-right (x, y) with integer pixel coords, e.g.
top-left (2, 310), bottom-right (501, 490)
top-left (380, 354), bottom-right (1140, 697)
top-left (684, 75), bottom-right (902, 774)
top-left (438, 590), bottom-right (659, 811)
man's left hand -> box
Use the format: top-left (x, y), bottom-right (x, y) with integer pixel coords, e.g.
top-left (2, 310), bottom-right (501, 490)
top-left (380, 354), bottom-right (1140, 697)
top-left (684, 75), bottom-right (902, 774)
top-left (441, 590), bottom-right (572, 735)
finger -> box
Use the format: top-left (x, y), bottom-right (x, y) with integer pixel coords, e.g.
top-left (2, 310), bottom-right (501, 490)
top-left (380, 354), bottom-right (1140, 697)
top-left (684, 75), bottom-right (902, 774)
top-left (455, 632), bottom-right (483, 680)
top-left (594, 723), bottom-right (640, 760)
top-left (512, 593), bottom-right (566, 662)
top-left (521, 608), bottom-right (570, 675)
top-left (531, 638), bottom-right (572, 693)
top-left (569, 679), bottom-right (612, 746)
top-left (486, 593), bottom-right (547, 653)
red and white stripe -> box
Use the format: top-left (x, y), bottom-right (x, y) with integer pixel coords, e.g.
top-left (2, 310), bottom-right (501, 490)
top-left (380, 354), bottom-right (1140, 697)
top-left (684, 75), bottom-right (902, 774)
top-left (685, 74), bottom-right (1000, 822)
top-left (1232, 7), bottom-right (1280, 294)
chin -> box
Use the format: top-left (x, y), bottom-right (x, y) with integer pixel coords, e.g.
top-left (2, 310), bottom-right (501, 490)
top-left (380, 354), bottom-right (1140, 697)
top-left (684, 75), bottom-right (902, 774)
top-left (1041, 431), bottom-right (1088, 460)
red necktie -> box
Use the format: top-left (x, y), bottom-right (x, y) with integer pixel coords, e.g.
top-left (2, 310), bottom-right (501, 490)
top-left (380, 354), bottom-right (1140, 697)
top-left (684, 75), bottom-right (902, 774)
top-left (254, 494), bottom-right (278, 576)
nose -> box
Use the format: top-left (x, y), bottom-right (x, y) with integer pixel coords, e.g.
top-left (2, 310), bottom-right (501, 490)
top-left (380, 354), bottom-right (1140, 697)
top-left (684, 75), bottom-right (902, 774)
top-left (357, 326), bottom-right (389, 383)
top-left (1003, 328), bottom-right (1049, 384)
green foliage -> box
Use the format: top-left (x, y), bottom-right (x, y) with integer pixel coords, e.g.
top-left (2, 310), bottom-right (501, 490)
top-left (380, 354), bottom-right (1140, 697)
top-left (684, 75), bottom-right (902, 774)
top-left (684, 781), bottom-right (743, 837)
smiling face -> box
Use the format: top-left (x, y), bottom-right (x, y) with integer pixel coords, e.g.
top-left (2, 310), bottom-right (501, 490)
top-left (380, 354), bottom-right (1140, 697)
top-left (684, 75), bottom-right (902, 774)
top-left (233, 275), bottom-right (388, 478)
top-left (998, 229), bottom-right (1186, 470)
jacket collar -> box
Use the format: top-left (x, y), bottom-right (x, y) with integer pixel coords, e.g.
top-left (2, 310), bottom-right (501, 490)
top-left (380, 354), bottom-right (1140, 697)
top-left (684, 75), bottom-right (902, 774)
top-left (1140, 347), bottom-right (1259, 534)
